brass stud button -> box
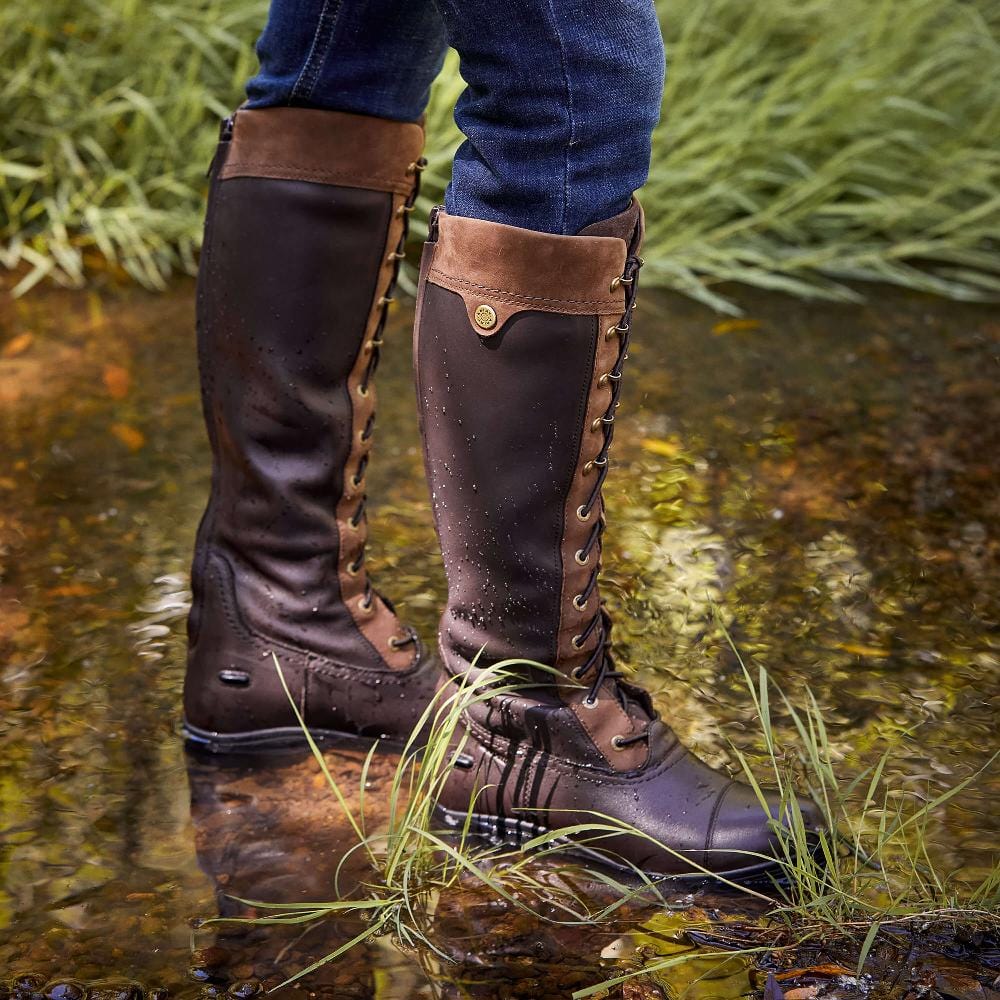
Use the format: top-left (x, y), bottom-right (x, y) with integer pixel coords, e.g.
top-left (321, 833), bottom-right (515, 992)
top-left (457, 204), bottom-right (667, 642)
top-left (474, 304), bottom-right (497, 330)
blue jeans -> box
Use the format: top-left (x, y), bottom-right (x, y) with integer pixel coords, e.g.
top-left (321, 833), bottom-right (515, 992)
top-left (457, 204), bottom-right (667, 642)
top-left (244, 0), bottom-right (665, 235)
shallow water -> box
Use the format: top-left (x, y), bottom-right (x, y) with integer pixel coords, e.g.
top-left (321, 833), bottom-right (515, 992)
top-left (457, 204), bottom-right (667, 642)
top-left (0, 277), bottom-right (997, 996)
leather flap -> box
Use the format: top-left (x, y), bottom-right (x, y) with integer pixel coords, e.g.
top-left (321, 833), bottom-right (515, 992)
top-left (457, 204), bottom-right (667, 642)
top-left (426, 211), bottom-right (631, 336)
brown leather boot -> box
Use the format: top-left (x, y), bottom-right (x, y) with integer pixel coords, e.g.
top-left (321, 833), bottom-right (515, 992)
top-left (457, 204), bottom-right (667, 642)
top-left (414, 203), bottom-right (820, 878)
top-left (184, 108), bottom-right (439, 753)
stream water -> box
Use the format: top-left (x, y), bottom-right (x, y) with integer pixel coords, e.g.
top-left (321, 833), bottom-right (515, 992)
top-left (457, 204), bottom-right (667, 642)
top-left (0, 277), bottom-right (997, 998)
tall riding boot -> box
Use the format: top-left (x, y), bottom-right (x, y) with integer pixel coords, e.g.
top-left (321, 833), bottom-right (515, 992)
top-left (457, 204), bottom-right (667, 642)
top-left (414, 203), bottom-right (819, 877)
top-left (184, 108), bottom-right (439, 753)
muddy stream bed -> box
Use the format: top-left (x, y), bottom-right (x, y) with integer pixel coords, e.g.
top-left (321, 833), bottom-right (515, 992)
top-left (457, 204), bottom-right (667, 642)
top-left (0, 277), bottom-right (997, 998)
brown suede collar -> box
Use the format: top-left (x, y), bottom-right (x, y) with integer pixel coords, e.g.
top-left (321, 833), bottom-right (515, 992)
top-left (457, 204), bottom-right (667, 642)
top-left (426, 211), bottom-right (632, 335)
top-left (220, 107), bottom-right (424, 196)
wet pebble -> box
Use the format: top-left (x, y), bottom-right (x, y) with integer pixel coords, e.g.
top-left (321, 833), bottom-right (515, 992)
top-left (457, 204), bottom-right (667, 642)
top-left (226, 983), bottom-right (260, 999)
top-left (12, 977), bottom-right (44, 994)
top-left (89, 983), bottom-right (142, 1000)
top-left (44, 984), bottom-right (85, 1000)
top-left (190, 949), bottom-right (228, 972)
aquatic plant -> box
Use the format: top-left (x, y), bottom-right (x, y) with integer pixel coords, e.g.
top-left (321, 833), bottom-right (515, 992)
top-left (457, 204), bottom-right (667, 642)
top-left (200, 652), bottom-right (999, 997)
top-left (2, 0), bottom-right (999, 307)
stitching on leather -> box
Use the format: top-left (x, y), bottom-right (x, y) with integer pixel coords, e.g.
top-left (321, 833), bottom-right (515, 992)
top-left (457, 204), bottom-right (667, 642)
top-left (221, 163), bottom-right (411, 194)
top-left (429, 268), bottom-right (619, 308)
top-left (207, 550), bottom-right (423, 682)
top-left (705, 781), bottom-right (733, 854)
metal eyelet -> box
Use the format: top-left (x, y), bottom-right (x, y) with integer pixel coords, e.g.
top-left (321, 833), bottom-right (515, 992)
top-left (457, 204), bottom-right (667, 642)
top-left (576, 504), bottom-right (592, 523)
top-left (581, 695), bottom-right (599, 710)
top-left (574, 549), bottom-right (590, 566)
top-left (377, 295), bottom-right (394, 307)
top-left (387, 250), bottom-right (406, 262)
top-left (396, 204), bottom-right (416, 216)
top-left (610, 734), bottom-right (629, 750)
top-left (388, 635), bottom-right (405, 650)
top-left (605, 326), bottom-right (618, 341)
top-left (572, 594), bottom-right (587, 612)
top-left (351, 474), bottom-right (363, 489)
top-left (610, 276), bottom-right (622, 292)
top-left (358, 595), bottom-right (375, 616)
top-left (598, 373), bottom-right (610, 387)
top-left (583, 460), bottom-right (595, 475)
top-left (590, 416), bottom-right (602, 432)
top-left (357, 384), bottom-right (369, 398)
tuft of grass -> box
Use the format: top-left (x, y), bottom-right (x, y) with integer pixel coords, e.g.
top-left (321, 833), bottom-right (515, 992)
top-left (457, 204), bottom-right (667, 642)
top-left (198, 648), bottom-right (998, 996)
top-left (3, 0), bottom-right (999, 307)
top-left (200, 653), bottom-right (673, 990)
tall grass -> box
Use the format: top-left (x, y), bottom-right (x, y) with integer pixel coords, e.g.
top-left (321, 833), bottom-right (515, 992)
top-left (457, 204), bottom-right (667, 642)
top-left (2, 0), bottom-right (998, 307)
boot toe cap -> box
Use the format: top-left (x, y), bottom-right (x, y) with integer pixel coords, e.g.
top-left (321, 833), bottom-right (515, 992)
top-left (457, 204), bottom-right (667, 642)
top-left (705, 781), bottom-right (824, 874)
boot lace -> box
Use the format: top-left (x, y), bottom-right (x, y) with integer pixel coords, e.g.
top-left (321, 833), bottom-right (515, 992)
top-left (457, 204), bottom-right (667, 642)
top-left (347, 157), bottom-right (426, 647)
top-left (569, 249), bottom-right (653, 745)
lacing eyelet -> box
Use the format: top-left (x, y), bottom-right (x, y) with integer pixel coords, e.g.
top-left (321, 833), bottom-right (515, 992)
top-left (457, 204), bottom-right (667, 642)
top-left (357, 384), bottom-right (369, 398)
top-left (610, 734), bottom-right (629, 750)
top-left (576, 504), bottom-right (592, 523)
top-left (357, 595), bottom-right (375, 616)
top-left (590, 416), bottom-right (602, 432)
top-left (574, 549), bottom-right (590, 566)
top-left (387, 250), bottom-right (406, 262)
top-left (605, 326), bottom-right (618, 341)
top-left (388, 635), bottom-right (405, 650)
top-left (610, 276), bottom-right (622, 292)
top-left (583, 460), bottom-right (595, 475)
top-left (598, 373), bottom-right (610, 387)
top-left (377, 295), bottom-right (394, 307)
top-left (572, 594), bottom-right (587, 612)
top-left (351, 474), bottom-right (363, 489)
top-left (347, 556), bottom-right (363, 576)
top-left (581, 695), bottom-right (599, 710)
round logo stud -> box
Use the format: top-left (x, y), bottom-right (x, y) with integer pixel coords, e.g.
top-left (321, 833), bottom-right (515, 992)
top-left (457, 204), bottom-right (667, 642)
top-left (474, 304), bottom-right (497, 330)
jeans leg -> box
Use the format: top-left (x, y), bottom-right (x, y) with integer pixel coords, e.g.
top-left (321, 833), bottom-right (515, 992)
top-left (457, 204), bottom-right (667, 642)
top-left (433, 0), bottom-right (665, 234)
top-left (246, 0), bottom-right (448, 122)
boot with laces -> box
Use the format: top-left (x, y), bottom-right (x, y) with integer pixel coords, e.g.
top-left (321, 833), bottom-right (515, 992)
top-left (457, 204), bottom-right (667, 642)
top-left (413, 200), bottom-right (820, 877)
top-left (184, 108), bottom-right (439, 753)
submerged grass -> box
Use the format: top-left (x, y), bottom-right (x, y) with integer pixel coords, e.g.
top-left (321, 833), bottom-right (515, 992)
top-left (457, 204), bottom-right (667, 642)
top-left (201, 650), bottom-right (999, 997)
top-left (3, 0), bottom-right (999, 306)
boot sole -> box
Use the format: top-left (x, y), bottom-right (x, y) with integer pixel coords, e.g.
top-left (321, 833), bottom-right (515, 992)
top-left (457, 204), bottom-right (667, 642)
top-left (435, 805), bottom-right (790, 885)
top-left (182, 719), bottom-right (407, 755)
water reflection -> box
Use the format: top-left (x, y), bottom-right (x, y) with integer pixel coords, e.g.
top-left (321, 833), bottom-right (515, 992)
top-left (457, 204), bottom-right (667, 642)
top-left (186, 749), bottom-right (756, 999)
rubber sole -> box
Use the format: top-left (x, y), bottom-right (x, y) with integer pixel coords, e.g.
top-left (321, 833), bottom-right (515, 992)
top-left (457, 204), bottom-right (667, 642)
top-left (182, 718), bottom-right (408, 755)
top-left (435, 804), bottom-right (790, 885)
